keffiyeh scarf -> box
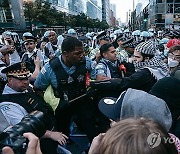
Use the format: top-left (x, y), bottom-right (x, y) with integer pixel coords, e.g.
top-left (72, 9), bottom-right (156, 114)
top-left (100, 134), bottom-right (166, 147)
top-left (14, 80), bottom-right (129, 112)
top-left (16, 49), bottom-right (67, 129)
top-left (133, 56), bottom-right (169, 79)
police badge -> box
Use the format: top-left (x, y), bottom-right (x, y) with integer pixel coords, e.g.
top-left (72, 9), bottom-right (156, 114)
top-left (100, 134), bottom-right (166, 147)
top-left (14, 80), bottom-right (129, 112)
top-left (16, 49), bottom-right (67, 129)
top-left (77, 75), bottom-right (84, 82)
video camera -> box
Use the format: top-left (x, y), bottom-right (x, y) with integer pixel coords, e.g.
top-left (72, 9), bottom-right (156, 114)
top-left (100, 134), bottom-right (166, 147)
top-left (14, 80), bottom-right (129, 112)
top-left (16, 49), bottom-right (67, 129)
top-left (0, 111), bottom-right (46, 154)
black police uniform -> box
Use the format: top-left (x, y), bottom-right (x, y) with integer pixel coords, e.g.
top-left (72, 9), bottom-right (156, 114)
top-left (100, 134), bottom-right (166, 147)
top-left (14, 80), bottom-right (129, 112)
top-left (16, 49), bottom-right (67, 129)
top-left (50, 57), bottom-right (97, 142)
top-left (21, 51), bottom-right (37, 73)
top-left (0, 62), bottom-right (58, 154)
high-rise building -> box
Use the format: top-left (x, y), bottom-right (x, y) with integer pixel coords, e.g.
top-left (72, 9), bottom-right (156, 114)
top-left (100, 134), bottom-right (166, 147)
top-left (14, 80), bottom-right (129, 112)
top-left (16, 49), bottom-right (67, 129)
top-left (0, 0), bottom-right (26, 30)
top-left (102, 0), bottom-right (110, 24)
top-left (87, 0), bottom-right (102, 20)
top-left (126, 11), bottom-right (129, 24)
top-left (110, 4), bottom-right (116, 18)
top-left (136, 3), bottom-right (142, 17)
top-left (149, 0), bottom-right (180, 29)
top-left (51, 0), bottom-right (102, 20)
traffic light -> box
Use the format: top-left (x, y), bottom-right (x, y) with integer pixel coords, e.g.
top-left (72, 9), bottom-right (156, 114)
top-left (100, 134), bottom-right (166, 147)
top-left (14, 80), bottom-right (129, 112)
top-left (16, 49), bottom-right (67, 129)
top-left (144, 19), bottom-right (148, 22)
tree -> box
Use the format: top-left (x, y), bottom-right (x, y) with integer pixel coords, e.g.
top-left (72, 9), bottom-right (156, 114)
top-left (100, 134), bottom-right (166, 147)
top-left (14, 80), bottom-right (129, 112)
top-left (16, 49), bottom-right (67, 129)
top-left (0, 0), bottom-right (9, 7)
top-left (23, 0), bottom-right (110, 30)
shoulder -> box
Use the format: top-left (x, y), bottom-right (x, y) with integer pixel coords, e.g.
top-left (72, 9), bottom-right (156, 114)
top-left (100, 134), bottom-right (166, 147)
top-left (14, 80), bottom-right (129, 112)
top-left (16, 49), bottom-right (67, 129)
top-left (95, 61), bottom-right (107, 70)
top-left (41, 62), bottom-right (53, 74)
top-left (136, 68), bottom-right (152, 76)
top-left (0, 102), bottom-right (27, 114)
top-left (0, 102), bottom-right (27, 126)
top-left (132, 68), bottom-right (156, 81)
top-left (21, 52), bottom-right (27, 58)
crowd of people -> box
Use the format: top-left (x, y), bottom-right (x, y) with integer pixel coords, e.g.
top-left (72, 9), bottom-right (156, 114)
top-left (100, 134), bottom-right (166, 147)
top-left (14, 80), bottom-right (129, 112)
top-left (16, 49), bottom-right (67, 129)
top-left (0, 28), bottom-right (180, 154)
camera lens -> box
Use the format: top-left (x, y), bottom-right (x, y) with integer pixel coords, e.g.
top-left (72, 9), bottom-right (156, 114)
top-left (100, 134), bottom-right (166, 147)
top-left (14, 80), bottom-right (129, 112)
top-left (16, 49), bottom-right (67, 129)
top-left (7, 111), bottom-right (46, 139)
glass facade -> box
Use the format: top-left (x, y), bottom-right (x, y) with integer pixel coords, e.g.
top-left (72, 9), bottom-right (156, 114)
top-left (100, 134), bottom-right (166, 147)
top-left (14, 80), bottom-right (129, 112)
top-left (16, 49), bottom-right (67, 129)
top-left (87, 0), bottom-right (102, 20)
top-left (149, 0), bottom-right (180, 29)
top-left (49, 0), bottom-right (102, 20)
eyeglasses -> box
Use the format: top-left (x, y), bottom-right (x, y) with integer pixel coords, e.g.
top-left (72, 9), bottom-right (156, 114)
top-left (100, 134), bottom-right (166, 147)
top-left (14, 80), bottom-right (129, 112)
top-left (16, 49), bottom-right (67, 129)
top-left (168, 52), bottom-right (180, 61)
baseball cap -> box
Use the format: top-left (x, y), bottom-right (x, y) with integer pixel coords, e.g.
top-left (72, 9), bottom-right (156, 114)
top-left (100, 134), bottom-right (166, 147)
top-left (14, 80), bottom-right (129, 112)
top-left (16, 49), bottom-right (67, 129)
top-left (98, 88), bottom-right (172, 130)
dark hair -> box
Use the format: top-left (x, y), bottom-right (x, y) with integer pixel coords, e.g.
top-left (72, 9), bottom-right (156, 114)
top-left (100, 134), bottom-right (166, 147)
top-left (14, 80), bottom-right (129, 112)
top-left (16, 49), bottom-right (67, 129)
top-left (61, 37), bottom-right (83, 53)
top-left (100, 43), bottom-right (114, 57)
top-left (98, 118), bottom-right (178, 154)
top-left (158, 44), bottom-right (165, 52)
top-left (141, 52), bottom-right (154, 61)
top-left (169, 45), bottom-right (180, 54)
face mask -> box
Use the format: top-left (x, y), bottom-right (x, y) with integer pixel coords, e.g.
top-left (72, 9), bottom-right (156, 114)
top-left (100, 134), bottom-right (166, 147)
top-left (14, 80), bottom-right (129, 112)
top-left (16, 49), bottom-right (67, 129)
top-left (168, 57), bottom-right (179, 68)
top-left (163, 50), bottom-right (169, 57)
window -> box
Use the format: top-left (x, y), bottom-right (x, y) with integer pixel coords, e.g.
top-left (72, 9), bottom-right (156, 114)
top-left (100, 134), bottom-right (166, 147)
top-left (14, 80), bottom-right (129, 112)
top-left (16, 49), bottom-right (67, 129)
top-left (167, 0), bottom-right (174, 3)
top-left (157, 0), bottom-right (162, 3)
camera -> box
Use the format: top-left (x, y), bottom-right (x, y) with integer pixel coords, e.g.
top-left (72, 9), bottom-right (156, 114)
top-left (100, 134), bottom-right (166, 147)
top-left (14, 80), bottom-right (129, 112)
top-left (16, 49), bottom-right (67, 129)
top-left (0, 111), bottom-right (46, 154)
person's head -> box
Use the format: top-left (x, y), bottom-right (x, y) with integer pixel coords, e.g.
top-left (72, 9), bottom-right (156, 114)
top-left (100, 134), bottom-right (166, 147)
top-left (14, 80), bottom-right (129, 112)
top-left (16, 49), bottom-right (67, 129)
top-left (24, 40), bottom-right (36, 53)
top-left (46, 30), bottom-right (57, 44)
top-left (158, 44), bottom-right (165, 53)
top-left (61, 37), bottom-right (84, 66)
top-left (140, 31), bottom-right (151, 41)
top-left (167, 39), bottom-right (180, 49)
top-left (121, 38), bottom-right (135, 54)
top-left (98, 88), bottom-right (172, 131)
top-left (67, 29), bottom-right (77, 38)
top-left (1, 31), bottom-right (14, 46)
top-left (116, 35), bottom-right (125, 47)
top-left (150, 77), bottom-right (180, 121)
top-left (168, 45), bottom-right (180, 68)
top-left (23, 33), bottom-right (37, 52)
top-left (100, 43), bottom-right (117, 62)
top-left (133, 41), bottom-right (156, 62)
top-left (97, 31), bottom-right (111, 46)
top-left (98, 118), bottom-right (177, 154)
top-left (2, 62), bottom-right (30, 92)
top-left (43, 30), bottom-right (57, 44)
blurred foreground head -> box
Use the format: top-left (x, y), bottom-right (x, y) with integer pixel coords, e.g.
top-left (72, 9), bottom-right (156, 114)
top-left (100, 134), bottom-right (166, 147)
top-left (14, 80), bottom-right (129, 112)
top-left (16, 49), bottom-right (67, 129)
top-left (98, 118), bottom-right (178, 154)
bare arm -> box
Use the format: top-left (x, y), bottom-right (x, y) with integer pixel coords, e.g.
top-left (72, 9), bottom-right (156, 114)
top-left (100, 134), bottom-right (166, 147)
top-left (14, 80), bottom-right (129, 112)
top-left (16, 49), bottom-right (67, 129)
top-left (96, 74), bottom-right (110, 81)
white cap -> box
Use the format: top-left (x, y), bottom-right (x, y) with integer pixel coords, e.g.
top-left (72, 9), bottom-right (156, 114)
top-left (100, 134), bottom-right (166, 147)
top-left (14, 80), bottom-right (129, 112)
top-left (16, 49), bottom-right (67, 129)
top-left (23, 32), bottom-right (33, 37)
top-left (67, 29), bottom-right (77, 37)
top-left (140, 31), bottom-right (150, 37)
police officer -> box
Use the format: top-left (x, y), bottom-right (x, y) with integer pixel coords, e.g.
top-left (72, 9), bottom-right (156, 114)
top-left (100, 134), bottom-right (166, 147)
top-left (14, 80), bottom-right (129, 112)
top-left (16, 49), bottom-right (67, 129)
top-left (89, 31), bottom-right (111, 62)
top-left (34, 37), bottom-right (97, 141)
top-left (95, 43), bottom-right (135, 81)
top-left (112, 34), bottom-right (125, 52)
top-left (21, 34), bottom-right (42, 72)
top-left (0, 31), bottom-right (21, 93)
top-left (119, 38), bottom-right (136, 62)
top-left (44, 30), bottom-right (63, 59)
top-left (0, 62), bottom-right (68, 154)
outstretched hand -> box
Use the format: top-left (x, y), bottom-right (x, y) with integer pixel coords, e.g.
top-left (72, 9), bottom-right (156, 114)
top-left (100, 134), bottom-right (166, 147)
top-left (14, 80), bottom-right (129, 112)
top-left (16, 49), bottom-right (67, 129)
top-left (48, 131), bottom-right (68, 145)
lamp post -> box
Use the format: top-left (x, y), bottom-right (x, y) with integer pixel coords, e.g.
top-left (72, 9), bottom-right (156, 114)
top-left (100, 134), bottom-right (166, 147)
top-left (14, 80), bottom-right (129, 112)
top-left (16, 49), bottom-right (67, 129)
top-left (23, 0), bottom-right (32, 33)
top-left (128, 10), bottom-right (131, 29)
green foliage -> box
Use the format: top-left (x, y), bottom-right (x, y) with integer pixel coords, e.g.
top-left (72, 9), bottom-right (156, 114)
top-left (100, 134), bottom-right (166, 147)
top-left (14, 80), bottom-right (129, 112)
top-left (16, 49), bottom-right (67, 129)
top-left (23, 0), bottom-right (110, 29)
